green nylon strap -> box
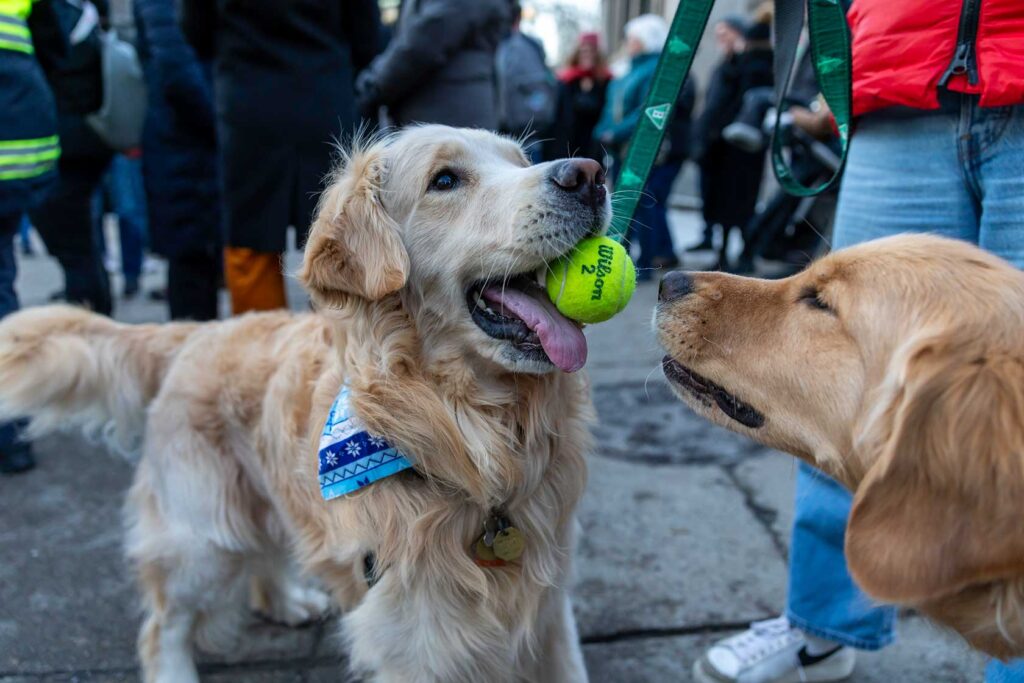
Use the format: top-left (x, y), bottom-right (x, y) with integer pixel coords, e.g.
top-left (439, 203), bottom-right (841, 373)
top-left (770, 0), bottom-right (852, 196)
top-left (606, 0), bottom-right (715, 243)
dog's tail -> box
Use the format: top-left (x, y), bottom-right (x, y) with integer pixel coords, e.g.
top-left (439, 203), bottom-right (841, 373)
top-left (0, 305), bottom-right (199, 454)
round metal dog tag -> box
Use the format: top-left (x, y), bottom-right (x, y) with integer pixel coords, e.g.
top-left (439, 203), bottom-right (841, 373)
top-left (493, 527), bottom-right (525, 561)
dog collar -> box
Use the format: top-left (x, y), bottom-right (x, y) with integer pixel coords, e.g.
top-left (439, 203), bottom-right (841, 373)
top-left (318, 384), bottom-right (413, 501)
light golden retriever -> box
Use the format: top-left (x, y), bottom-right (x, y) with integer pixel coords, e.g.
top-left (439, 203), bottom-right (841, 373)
top-left (0, 126), bottom-right (610, 682)
top-left (654, 234), bottom-right (1024, 660)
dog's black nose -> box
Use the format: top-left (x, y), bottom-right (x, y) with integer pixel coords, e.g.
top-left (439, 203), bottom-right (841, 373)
top-left (659, 271), bottom-right (693, 303)
top-left (550, 159), bottom-right (606, 206)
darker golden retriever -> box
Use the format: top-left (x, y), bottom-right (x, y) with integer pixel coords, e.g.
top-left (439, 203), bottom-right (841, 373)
top-left (655, 234), bottom-right (1024, 660)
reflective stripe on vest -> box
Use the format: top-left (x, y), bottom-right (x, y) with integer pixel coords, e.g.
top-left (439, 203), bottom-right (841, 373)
top-left (0, 135), bottom-right (59, 180)
top-left (0, 13), bottom-right (32, 54)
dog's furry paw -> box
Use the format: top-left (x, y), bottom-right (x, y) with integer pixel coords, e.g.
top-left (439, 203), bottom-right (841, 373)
top-left (254, 581), bottom-right (332, 627)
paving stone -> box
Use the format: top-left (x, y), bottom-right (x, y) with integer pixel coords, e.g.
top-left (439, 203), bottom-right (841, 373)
top-left (731, 450), bottom-right (798, 552)
top-left (0, 437), bottom-right (138, 674)
top-left (582, 616), bottom-right (986, 683)
top-left (202, 670), bottom-right (303, 683)
top-left (306, 663), bottom-right (360, 683)
top-left (574, 455), bottom-right (787, 637)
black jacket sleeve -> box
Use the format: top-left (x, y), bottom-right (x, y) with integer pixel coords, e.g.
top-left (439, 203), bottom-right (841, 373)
top-left (136, 0), bottom-right (216, 141)
top-left (356, 0), bottom-right (502, 110)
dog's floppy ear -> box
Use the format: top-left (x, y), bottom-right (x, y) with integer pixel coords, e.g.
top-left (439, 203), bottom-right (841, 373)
top-left (298, 148), bottom-right (409, 304)
top-left (847, 335), bottom-right (1024, 605)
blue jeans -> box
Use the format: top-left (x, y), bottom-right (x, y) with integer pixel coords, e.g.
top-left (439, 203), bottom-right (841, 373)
top-left (102, 154), bottom-right (147, 282)
top-left (785, 96), bottom-right (1024, 682)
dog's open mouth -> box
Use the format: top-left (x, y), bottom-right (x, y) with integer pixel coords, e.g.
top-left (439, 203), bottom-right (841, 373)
top-left (662, 356), bottom-right (765, 429)
top-left (467, 274), bottom-right (587, 373)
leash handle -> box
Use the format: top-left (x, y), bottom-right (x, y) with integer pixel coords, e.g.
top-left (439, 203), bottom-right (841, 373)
top-left (770, 0), bottom-right (853, 196)
top-left (606, 0), bottom-right (715, 243)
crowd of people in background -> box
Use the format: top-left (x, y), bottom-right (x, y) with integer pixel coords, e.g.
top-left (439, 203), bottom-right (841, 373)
top-left (0, 0), bottom-right (786, 473)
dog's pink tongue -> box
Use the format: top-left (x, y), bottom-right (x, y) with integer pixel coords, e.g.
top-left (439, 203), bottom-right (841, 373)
top-left (482, 286), bottom-right (587, 372)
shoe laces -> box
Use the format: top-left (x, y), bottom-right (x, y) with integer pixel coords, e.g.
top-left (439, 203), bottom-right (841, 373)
top-left (724, 616), bottom-right (803, 666)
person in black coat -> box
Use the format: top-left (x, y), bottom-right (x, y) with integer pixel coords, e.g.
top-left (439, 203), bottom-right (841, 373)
top-left (182, 0), bottom-right (381, 314)
top-left (30, 0), bottom-right (115, 316)
top-left (691, 12), bottom-right (774, 267)
top-left (355, 0), bottom-right (510, 129)
top-left (135, 0), bottom-right (220, 321)
top-left (545, 31), bottom-right (611, 163)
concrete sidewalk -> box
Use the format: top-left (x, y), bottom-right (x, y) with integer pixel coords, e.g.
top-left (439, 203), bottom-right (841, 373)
top-left (0, 213), bottom-right (985, 682)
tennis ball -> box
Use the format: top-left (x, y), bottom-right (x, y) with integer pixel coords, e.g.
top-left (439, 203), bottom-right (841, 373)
top-left (546, 236), bottom-right (636, 324)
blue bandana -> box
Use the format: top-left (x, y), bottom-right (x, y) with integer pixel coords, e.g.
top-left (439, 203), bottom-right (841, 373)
top-left (318, 385), bottom-right (413, 501)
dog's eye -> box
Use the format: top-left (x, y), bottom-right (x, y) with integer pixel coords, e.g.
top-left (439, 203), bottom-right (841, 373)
top-left (429, 169), bottom-right (459, 192)
top-left (799, 288), bottom-right (832, 313)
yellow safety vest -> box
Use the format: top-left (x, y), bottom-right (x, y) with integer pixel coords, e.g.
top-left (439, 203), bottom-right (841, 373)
top-left (0, 0), bottom-right (60, 182)
top-left (0, 0), bottom-right (33, 55)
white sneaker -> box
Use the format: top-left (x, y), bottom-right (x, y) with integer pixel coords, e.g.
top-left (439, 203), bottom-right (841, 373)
top-left (693, 617), bottom-right (856, 683)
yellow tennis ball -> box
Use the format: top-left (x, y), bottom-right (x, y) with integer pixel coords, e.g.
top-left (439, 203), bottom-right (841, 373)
top-left (546, 236), bottom-right (637, 324)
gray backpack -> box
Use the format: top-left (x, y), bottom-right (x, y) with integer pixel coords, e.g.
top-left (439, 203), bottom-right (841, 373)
top-left (495, 32), bottom-right (557, 135)
top-left (86, 27), bottom-right (147, 151)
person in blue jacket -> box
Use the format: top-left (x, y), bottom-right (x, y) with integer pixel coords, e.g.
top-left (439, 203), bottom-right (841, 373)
top-left (0, 0), bottom-right (65, 473)
top-left (135, 0), bottom-right (221, 320)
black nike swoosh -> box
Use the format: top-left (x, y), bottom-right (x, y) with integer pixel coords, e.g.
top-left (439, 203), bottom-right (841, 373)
top-left (797, 644), bottom-right (844, 667)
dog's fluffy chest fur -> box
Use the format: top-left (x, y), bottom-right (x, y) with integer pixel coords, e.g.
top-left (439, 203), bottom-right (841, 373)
top-left (273, 311), bottom-right (593, 681)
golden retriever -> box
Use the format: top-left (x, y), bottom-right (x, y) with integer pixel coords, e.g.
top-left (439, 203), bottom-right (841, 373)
top-left (0, 126), bottom-right (609, 682)
top-left (654, 234), bottom-right (1024, 660)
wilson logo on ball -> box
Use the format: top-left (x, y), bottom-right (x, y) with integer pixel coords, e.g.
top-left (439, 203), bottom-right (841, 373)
top-left (580, 244), bottom-right (616, 301)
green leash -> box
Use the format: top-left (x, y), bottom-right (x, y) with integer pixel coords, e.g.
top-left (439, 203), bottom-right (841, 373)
top-left (607, 0), bottom-right (714, 242)
top-left (607, 0), bottom-right (854, 242)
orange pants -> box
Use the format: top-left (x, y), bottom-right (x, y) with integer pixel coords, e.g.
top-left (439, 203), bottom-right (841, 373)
top-left (224, 247), bottom-right (287, 314)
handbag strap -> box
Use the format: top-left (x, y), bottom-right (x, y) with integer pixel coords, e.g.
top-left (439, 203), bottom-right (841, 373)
top-left (770, 0), bottom-right (853, 196)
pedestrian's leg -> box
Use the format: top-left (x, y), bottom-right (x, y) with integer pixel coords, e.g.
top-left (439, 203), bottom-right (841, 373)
top-left (630, 205), bottom-right (658, 278)
top-left (0, 213), bottom-right (34, 474)
top-left (787, 464), bottom-right (896, 647)
top-left (31, 157), bottom-right (114, 315)
top-left (968, 101), bottom-right (1024, 682)
top-left (689, 161), bottom-right (716, 251)
top-left (647, 162), bottom-right (681, 267)
top-left (109, 154), bottom-right (147, 295)
top-left (976, 104), bottom-right (1024, 267)
top-left (223, 247), bottom-right (286, 314)
top-left (167, 248), bottom-right (221, 321)
top-left (786, 110), bottom-right (979, 640)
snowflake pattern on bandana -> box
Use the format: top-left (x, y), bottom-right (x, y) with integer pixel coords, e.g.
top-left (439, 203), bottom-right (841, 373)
top-left (318, 385), bottom-right (413, 501)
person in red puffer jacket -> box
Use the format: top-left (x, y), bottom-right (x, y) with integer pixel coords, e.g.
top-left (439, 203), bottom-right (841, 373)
top-left (692, 3), bottom-right (1024, 683)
